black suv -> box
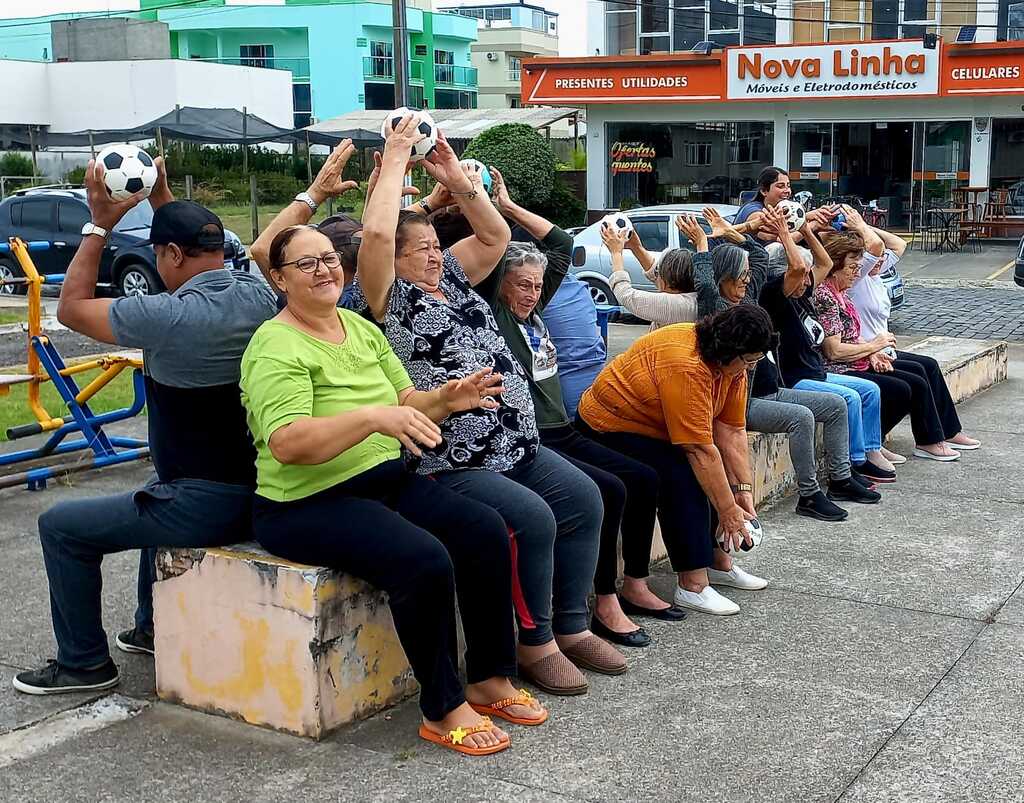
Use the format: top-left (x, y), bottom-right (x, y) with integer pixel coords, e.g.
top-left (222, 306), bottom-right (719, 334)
top-left (0, 188), bottom-right (250, 297)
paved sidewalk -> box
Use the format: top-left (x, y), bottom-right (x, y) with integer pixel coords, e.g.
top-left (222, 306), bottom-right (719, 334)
top-left (1, 352), bottom-right (1022, 803)
top-left (892, 285), bottom-right (1024, 342)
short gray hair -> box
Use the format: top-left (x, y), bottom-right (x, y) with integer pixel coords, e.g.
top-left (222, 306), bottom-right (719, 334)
top-left (711, 244), bottom-right (749, 285)
top-left (505, 241), bottom-right (548, 273)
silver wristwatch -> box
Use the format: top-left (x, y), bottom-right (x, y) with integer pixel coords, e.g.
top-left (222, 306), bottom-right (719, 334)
top-left (81, 222), bottom-right (110, 242)
top-left (295, 192), bottom-right (319, 213)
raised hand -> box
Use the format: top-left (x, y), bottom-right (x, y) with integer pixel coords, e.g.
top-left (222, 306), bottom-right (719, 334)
top-left (763, 204), bottom-right (792, 238)
top-left (423, 132), bottom-right (474, 195)
top-left (840, 203), bottom-right (866, 231)
top-left (310, 139), bottom-right (360, 205)
top-left (702, 206), bottom-right (739, 241)
top-left (600, 222), bottom-right (629, 254)
top-left (383, 113), bottom-right (427, 161)
top-left (366, 150), bottom-right (420, 207)
top-left (675, 214), bottom-right (709, 252)
top-left (441, 368), bottom-right (505, 413)
top-left (489, 166), bottom-right (513, 213)
top-left (85, 160), bottom-right (148, 231)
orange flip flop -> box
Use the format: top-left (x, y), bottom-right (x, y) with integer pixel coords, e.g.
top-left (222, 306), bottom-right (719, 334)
top-left (469, 688), bottom-right (549, 726)
top-left (417, 716), bottom-right (510, 756)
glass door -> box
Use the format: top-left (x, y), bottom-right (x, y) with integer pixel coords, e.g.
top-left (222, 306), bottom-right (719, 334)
top-left (911, 121), bottom-right (971, 231)
top-left (788, 123), bottom-right (834, 206)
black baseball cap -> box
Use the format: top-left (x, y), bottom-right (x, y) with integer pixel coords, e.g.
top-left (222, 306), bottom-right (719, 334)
top-left (140, 201), bottom-right (224, 249)
top-left (317, 213), bottom-right (362, 249)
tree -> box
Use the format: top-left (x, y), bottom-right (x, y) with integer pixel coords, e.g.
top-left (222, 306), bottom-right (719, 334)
top-left (461, 124), bottom-right (555, 210)
top-left (0, 152), bottom-right (34, 178)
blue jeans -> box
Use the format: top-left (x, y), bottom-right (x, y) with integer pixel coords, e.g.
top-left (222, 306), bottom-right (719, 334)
top-left (794, 374), bottom-right (882, 463)
top-left (37, 476), bottom-right (253, 669)
top-left (433, 446), bottom-right (602, 646)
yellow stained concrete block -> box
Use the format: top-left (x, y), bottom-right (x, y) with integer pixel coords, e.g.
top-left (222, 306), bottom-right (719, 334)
top-left (153, 544), bottom-right (417, 740)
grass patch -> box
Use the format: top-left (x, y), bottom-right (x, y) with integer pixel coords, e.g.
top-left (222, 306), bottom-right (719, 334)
top-left (210, 200), bottom-right (365, 245)
top-left (0, 369), bottom-right (143, 442)
top-left (0, 309), bottom-right (28, 326)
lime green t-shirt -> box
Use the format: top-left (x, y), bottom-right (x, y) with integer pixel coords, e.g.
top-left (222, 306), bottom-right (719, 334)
top-left (240, 308), bottom-right (414, 502)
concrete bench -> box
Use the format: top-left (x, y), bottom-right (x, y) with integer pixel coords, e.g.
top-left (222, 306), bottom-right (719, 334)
top-left (153, 336), bottom-right (1007, 738)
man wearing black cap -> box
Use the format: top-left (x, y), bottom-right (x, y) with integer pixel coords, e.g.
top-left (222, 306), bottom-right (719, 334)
top-left (13, 158), bottom-right (277, 695)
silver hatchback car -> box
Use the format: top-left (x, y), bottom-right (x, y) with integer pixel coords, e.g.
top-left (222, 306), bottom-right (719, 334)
top-left (568, 204), bottom-right (740, 306)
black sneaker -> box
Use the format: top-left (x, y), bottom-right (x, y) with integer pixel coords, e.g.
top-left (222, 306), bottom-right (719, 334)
top-left (848, 469), bottom-right (877, 491)
top-left (13, 659), bottom-right (119, 695)
top-left (116, 627), bottom-right (154, 656)
top-left (795, 491), bottom-right (849, 522)
top-left (854, 461), bottom-right (897, 484)
top-left (829, 477), bottom-right (883, 504)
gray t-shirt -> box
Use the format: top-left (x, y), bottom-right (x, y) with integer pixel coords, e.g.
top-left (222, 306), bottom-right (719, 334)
top-left (109, 269), bottom-right (278, 484)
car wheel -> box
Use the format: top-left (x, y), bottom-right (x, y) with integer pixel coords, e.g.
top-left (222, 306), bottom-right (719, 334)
top-left (582, 276), bottom-right (618, 307)
top-left (118, 263), bottom-right (162, 297)
top-left (0, 258), bottom-right (27, 296)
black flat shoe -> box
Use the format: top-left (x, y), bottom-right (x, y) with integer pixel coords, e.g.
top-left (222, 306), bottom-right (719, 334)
top-left (591, 616), bottom-right (651, 648)
top-left (617, 596), bottom-right (688, 622)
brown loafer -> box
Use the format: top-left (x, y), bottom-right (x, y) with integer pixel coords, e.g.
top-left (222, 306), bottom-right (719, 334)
top-left (517, 652), bottom-right (588, 696)
top-left (561, 634), bottom-right (627, 676)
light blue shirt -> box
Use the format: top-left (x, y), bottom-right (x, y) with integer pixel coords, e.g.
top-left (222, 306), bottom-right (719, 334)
top-left (542, 273), bottom-right (607, 419)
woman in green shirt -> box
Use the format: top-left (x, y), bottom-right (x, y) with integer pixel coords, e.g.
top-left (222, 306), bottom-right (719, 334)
top-left (241, 225), bottom-right (547, 757)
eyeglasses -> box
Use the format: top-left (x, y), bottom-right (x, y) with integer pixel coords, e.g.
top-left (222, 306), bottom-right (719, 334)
top-left (279, 251), bottom-right (344, 273)
top-left (742, 355), bottom-right (765, 367)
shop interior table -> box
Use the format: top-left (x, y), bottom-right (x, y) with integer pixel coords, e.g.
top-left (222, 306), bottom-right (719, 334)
top-left (927, 207), bottom-right (967, 253)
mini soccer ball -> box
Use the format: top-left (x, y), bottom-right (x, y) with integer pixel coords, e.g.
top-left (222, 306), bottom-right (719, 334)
top-left (716, 518), bottom-right (764, 555)
top-left (97, 144), bottom-right (158, 201)
top-left (459, 159), bottom-right (492, 193)
top-left (600, 212), bottom-right (634, 236)
top-left (380, 107), bottom-right (438, 162)
top-left (776, 199), bottom-right (807, 232)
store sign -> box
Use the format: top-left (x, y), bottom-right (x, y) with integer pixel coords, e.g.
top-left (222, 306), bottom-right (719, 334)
top-left (610, 142), bottom-right (656, 174)
top-left (726, 41), bottom-right (940, 100)
top-left (941, 44), bottom-right (1024, 95)
top-left (522, 58), bottom-right (723, 104)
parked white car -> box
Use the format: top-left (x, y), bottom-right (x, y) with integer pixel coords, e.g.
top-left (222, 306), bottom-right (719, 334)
top-left (568, 204), bottom-right (740, 305)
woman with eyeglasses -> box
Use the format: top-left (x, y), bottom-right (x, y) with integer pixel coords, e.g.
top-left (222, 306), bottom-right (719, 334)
top-left (240, 224), bottom-right (549, 757)
top-left (812, 230), bottom-right (963, 463)
top-left (577, 304), bottom-right (778, 617)
top-left (691, 207), bottom-right (880, 521)
top-left (348, 115), bottom-right (616, 697)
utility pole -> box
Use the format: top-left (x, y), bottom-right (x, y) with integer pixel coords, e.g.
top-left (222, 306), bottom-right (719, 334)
top-left (391, 0), bottom-right (409, 108)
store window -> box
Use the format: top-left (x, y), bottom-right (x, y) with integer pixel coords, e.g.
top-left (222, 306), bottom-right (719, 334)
top-left (606, 1), bottom-right (638, 55)
top-left (991, 119), bottom-right (1024, 215)
top-left (240, 44), bottom-right (274, 69)
top-left (607, 121), bottom-right (773, 208)
top-left (292, 84), bottom-right (312, 129)
top-left (998, 0), bottom-right (1024, 39)
top-left (608, 0), bottom-right (773, 55)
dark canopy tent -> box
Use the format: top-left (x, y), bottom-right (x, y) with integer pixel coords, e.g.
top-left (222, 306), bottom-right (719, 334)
top-left (35, 106), bottom-right (345, 148)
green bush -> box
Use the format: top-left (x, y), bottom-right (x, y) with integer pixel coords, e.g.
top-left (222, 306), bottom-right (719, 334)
top-left (66, 166), bottom-right (86, 185)
top-left (537, 177), bottom-right (586, 230)
top-left (0, 152), bottom-right (35, 177)
top-left (461, 124), bottom-right (555, 210)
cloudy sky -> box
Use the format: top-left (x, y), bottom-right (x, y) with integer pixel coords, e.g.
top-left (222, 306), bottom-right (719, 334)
top-left (0, 0), bottom-right (589, 55)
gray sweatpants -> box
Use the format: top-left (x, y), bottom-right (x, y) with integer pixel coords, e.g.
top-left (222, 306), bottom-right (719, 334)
top-left (747, 388), bottom-right (851, 496)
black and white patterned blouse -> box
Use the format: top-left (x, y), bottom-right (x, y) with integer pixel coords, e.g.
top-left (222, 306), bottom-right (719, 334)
top-left (348, 250), bottom-right (539, 474)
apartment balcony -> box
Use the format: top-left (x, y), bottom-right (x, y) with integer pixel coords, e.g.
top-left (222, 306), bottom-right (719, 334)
top-left (190, 57), bottom-right (311, 81)
top-left (362, 56), bottom-right (425, 83)
top-left (508, 69), bottom-right (521, 82)
top-left (434, 64), bottom-right (478, 88)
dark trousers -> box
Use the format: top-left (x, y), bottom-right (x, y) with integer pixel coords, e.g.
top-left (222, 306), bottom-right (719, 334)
top-left (576, 420), bottom-right (717, 573)
top-left (540, 424), bottom-right (659, 595)
top-left (253, 460), bottom-right (516, 722)
top-left (848, 351), bottom-right (960, 444)
top-left (38, 476), bottom-right (254, 670)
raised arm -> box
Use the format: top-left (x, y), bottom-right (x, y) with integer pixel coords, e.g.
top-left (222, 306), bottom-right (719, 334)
top-left (425, 133), bottom-right (510, 285)
top-left (801, 219), bottom-right (834, 288)
top-left (604, 223), bottom-right (698, 324)
top-left (625, 229), bottom-right (658, 276)
top-left (357, 115), bottom-right (423, 320)
top-left (56, 159), bottom-right (154, 343)
top-left (873, 225), bottom-right (908, 257)
top-left (840, 204), bottom-right (884, 257)
top-left (250, 140), bottom-right (358, 281)
top-left (676, 214), bottom-right (720, 318)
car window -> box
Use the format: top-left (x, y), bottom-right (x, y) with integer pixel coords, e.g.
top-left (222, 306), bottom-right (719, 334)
top-left (631, 217), bottom-right (670, 252)
top-left (20, 201), bottom-right (53, 230)
top-left (58, 201), bottom-right (91, 234)
top-left (9, 202), bottom-right (20, 227)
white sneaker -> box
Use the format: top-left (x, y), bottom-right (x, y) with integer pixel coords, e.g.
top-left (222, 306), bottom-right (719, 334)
top-left (707, 565), bottom-right (770, 591)
top-left (673, 585), bottom-right (740, 615)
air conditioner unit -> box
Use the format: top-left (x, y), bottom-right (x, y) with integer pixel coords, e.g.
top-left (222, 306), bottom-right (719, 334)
top-left (486, 52), bottom-right (498, 61)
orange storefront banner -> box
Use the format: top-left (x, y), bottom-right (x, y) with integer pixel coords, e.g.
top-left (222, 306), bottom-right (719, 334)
top-left (941, 41), bottom-right (1024, 96)
top-left (521, 54), bottom-right (724, 105)
top-left (522, 41), bottom-right (1024, 105)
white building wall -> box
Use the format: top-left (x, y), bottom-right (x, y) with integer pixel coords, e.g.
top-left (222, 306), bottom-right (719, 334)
top-left (0, 61), bottom-right (51, 125)
top-left (43, 59), bottom-right (294, 132)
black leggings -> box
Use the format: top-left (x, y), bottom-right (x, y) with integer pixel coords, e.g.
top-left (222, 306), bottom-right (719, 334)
top-left (575, 420), bottom-right (717, 573)
top-left (252, 459), bottom-right (516, 722)
top-left (847, 352), bottom-right (961, 445)
top-left (540, 424), bottom-right (660, 595)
